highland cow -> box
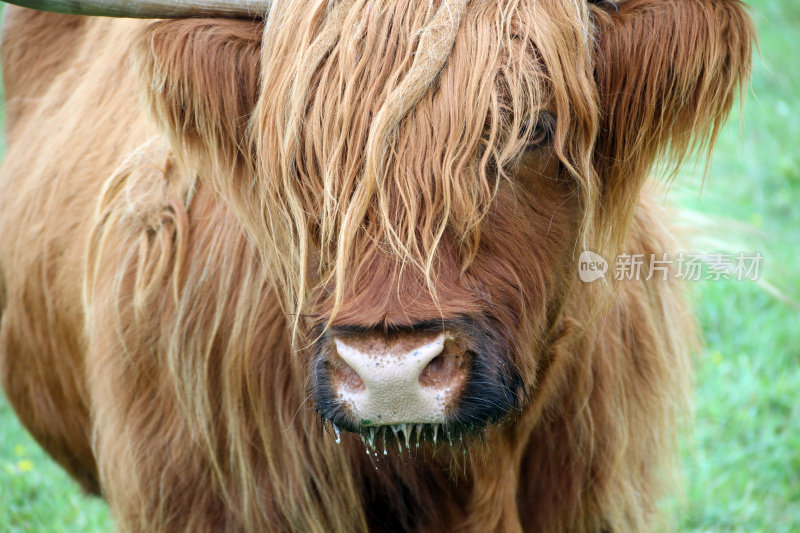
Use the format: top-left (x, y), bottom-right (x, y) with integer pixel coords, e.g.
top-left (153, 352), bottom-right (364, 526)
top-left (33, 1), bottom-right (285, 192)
top-left (0, 0), bottom-right (752, 531)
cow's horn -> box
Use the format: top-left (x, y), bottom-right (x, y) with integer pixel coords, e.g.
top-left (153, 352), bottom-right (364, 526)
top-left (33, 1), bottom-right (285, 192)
top-left (1, 0), bottom-right (270, 18)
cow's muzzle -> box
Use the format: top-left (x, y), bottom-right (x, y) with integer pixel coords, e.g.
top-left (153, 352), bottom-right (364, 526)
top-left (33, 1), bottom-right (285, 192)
top-left (312, 318), bottom-right (523, 446)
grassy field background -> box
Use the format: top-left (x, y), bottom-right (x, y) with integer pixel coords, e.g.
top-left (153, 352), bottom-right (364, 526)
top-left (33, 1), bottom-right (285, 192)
top-left (1, 1), bottom-right (798, 531)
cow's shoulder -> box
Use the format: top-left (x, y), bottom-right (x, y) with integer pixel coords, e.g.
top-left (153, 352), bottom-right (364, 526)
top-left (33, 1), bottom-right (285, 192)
top-left (1, 7), bottom-right (89, 129)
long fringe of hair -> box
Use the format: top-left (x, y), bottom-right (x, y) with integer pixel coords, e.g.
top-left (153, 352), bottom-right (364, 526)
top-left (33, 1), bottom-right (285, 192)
top-left (248, 0), bottom-right (599, 338)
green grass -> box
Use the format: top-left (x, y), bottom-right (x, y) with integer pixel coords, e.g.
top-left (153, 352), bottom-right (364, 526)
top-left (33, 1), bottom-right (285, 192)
top-left (1, 1), bottom-right (798, 531)
top-left (0, 401), bottom-right (111, 532)
top-left (670, 2), bottom-right (800, 530)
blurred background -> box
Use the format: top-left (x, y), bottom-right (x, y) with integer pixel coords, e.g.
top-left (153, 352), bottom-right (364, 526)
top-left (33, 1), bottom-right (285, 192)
top-left (0, 0), bottom-right (798, 531)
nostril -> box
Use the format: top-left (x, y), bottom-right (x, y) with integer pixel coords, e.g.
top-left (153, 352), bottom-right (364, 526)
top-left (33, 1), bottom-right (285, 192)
top-left (329, 357), bottom-right (366, 392)
top-left (418, 355), bottom-right (456, 387)
top-left (419, 342), bottom-right (469, 388)
top-left (428, 355), bottom-right (446, 373)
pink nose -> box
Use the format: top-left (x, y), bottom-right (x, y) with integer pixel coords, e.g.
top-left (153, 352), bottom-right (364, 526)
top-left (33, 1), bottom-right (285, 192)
top-left (329, 331), bottom-right (469, 425)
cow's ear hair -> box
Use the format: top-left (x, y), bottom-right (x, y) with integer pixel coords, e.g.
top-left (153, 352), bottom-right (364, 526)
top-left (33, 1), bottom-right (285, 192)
top-left (134, 19), bottom-right (263, 171)
top-left (591, 0), bottom-right (754, 226)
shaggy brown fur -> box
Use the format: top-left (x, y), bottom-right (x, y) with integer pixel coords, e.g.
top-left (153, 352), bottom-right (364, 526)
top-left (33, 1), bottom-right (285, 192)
top-left (0, 1), bottom-right (753, 531)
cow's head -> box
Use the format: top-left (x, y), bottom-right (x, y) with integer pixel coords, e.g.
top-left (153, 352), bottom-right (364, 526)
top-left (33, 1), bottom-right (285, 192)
top-left (48, 0), bottom-right (748, 448)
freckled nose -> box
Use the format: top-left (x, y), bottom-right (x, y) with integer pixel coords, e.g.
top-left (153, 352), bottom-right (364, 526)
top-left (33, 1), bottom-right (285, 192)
top-left (330, 332), bottom-right (468, 425)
